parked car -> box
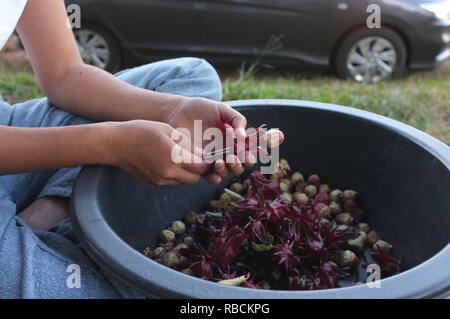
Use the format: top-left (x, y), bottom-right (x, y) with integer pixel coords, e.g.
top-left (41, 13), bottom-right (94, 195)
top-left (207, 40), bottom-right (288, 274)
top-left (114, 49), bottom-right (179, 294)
top-left (67, 0), bottom-right (450, 83)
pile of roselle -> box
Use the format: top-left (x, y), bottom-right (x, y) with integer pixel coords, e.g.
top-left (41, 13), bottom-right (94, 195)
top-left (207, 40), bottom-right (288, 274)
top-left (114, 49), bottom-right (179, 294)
top-left (143, 159), bottom-right (401, 290)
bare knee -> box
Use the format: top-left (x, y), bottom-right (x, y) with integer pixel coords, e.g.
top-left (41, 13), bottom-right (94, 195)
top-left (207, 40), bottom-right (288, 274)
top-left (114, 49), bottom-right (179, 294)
top-left (17, 196), bottom-right (69, 231)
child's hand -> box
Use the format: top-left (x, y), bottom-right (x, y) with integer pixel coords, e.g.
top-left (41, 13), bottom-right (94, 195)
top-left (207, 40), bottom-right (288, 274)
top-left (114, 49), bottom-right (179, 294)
top-left (164, 97), bottom-right (256, 184)
top-left (104, 120), bottom-right (210, 187)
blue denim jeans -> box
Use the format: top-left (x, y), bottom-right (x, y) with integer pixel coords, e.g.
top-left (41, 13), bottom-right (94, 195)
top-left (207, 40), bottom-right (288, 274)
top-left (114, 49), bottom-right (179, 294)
top-left (0, 57), bottom-right (222, 298)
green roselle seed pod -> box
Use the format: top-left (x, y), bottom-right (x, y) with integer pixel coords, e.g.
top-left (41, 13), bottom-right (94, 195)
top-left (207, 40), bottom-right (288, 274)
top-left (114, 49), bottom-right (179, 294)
top-left (373, 240), bottom-right (392, 254)
top-left (357, 222), bottom-right (370, 233)
top-left (329, 201), bottom-right (342, 215)
top-left (230, 182), bottom-right (244, 194)
top-left (314, 203), bottom-right (331, 219)
top-left (181, 268), bottom-right (193, 276)
top-left (293, 192), bottom-right (309, 205)
top-left (337, 250), bottom-right (359, 268)
top-left (367, 230), bottom-right (379, 246)
top-left (186, 211), bottom-right (197, 226)
top-left (329, 189), bottom-right (343, 202)
top-left (169, 220), bottom-right (186, 236)
top-left (343, 190), bottom-right (357, 200)
top-left (162, 251), bottom-right (180, 268)
top-left (348, 233), bottom-right (365, 253)
top-left (183, 236), bottom-right (195, 248)
top-left (336, 224), bottom-right (349, 231)
top-left (280, 192), bottom-right (293, 204)
top-left (280, 179), bottom-right (292, 192)
top-left (308, 174), bottom-right (320, 185)
top-left (319, 184), bottom-right (331, 193)
top-left (335, 213), bottom-right (354, 225)
top-left (304, 185), bottom-right (317, 198)
top-left (159, 229), bottom-right (176, 244)
top-left (143, 247), bottom-right (152, 258)
top-left (290, 172), bottom-right (304, 185)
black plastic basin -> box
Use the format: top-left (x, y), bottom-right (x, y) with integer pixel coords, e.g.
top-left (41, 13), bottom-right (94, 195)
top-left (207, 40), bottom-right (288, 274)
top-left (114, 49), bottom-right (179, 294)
top-left (71, 100), bottom-right (450, 298)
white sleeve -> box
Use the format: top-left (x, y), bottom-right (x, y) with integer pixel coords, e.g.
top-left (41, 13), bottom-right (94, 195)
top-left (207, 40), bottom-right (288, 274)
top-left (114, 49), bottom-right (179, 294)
top-left (0, 0), bottom-right (28, 50)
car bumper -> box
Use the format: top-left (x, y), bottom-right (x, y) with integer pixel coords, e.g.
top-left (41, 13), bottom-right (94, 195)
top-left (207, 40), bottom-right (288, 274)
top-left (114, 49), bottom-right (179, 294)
top-left (435, 19), bottom-right (450, 63)
top-left (409, 18), bottom-right (450, 70)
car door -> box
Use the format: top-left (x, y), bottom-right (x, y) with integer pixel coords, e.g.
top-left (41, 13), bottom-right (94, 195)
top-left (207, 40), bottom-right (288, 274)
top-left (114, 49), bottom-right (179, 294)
top-left (92, 0), bottom-right (203, 55)
top-left (198, 0), bottom-right (329, 66)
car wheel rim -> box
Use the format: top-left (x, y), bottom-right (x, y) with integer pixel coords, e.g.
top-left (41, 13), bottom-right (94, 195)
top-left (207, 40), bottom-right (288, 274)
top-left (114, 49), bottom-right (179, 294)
top-left (346, 36), bottom-right (397, 83)
top-left (75, 29), bottom-right (110, 69)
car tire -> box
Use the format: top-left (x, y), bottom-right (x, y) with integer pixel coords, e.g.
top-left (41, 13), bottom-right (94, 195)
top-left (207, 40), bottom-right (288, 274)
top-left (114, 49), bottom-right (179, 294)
top-left (74, 24), bottom-right (121, 73)
top-left (335, 27), bottom-right (407, 83)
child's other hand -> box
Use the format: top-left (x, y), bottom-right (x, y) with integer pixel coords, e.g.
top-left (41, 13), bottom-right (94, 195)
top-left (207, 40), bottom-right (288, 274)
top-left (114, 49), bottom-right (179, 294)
top-left (104, 120), bottom-right (210, 187)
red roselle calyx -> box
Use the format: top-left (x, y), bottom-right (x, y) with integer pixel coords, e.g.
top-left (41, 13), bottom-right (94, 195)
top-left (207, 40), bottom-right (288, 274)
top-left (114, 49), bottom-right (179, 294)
top-left (191, 260), bottom-right (214, 279)
top-left (273, 241), bottom-right (295, 272)
top-left (315, 191), bottom-right (330, 204)
top-left (244, 217), bottom-right (268, 244)
top-left (370, 252), bottom-right (401, 277)
top-left (147, 160), bottom-right (401, 290)
top-left (344, 200), bottom-right (357, 213)
top-left (351, 209), bottom-right (364, 223)
top-left (209, 226), bottom-right (249, 265)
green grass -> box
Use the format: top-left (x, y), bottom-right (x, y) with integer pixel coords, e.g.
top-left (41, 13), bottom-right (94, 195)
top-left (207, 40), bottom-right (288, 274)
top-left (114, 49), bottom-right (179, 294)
top-left (0, 71), bottom-right (43, 103)
top-left (0, 60), bottom-right (448, 144)
top-left (221, 66), bottom-right (450, 144)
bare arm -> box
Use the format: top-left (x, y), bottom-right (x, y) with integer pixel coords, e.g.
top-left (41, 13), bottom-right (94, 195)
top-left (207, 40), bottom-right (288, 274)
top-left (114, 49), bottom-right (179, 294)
top-left (16, 0), bottom-right (182, 122)
top-left (0, 124), bottom-right (108, 175)
top-left (0, 121), bottom-right (209, 186)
